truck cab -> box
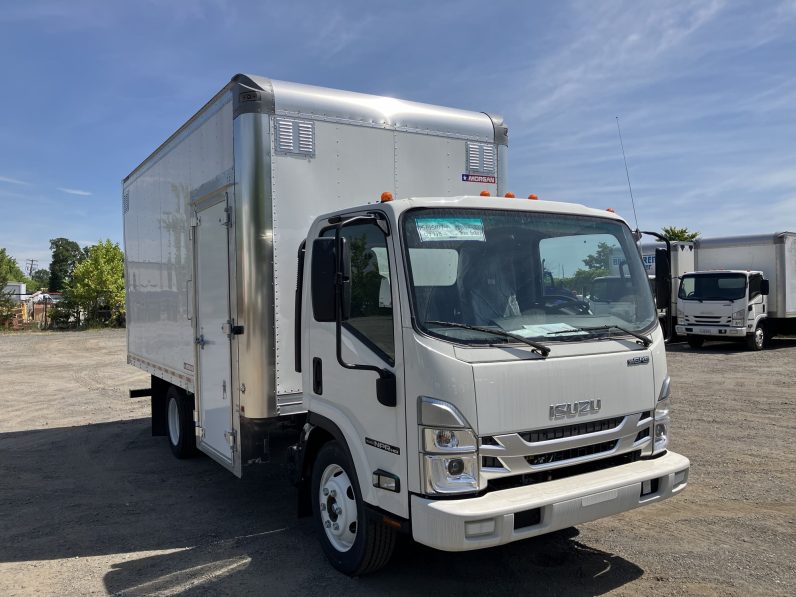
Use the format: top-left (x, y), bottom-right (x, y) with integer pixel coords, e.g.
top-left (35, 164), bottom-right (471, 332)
top-left (294, 195), bottom-right (689, 573)
top-left (675, 270), bottom-right (769, 350)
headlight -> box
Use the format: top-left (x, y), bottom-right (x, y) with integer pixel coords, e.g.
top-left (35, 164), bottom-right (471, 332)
top-left (423, 454), bottom-right (479, 493)
top-left (653, 376), bottom-right (671, 455)
top-left (418, 397), bottom-right (480, 495)
top-left (732, 309), bottom-right (745, 326)
top-left (423, 428), bottom-right (477, 453)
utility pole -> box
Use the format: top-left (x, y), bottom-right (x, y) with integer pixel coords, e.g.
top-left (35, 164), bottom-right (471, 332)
top-left (25, 259), bottom-right (38, 277)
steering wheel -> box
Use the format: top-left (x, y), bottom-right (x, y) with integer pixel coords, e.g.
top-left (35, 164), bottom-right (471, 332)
top-left (548, 295), bottom-right (592, 315)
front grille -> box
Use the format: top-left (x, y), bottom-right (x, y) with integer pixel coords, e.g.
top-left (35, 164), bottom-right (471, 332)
top-left (525, 440), bottom-right (617, 466)
top-left (518, 416), bottom-right (624, 443)
top-left (685, 315), bottom-right (729, 326)
top-left (488, 450), bottom-right (642, 491)
top-left (480, 411), bottom-right (651, 485)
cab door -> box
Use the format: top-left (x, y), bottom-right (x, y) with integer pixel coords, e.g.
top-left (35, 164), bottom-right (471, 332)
top-left (306, 215), bottom-right (407, 518)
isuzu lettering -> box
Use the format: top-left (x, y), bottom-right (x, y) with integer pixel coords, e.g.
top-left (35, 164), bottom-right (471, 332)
top-left (123, 74), bottom-right (690, 575)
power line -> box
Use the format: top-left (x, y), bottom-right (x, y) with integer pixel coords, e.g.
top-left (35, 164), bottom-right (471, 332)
top-left (25, 259), bottom-right (38, 277)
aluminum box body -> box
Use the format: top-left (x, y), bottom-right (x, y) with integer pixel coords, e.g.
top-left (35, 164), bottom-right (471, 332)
top-left (123, 75), bottom-right (507, 469)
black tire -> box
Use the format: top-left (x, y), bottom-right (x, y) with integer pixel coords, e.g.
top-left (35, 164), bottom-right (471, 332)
top-left (311, 441), bottom-right (396, 576)
top-left (746, 324), bottom-right (765, 351)
top-left (687, 336), bottom-right (704, 349)
top-left (166, 386), bottom-right (197, 459)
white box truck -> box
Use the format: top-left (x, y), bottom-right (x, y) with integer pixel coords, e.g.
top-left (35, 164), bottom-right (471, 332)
top-left (123, 74), bottom-right (689, 575)
top-left (676, 232), bottom-right (796, 350)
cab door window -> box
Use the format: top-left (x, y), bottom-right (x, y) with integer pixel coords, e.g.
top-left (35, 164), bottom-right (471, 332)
top-left (749, 274), bottom-right (762, 300)
top-left (324, 222), bottom-right (395, 364)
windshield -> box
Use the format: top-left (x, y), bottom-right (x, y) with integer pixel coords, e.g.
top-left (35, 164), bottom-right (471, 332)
top-left (402, 208), bottom-right (656, 345)
top-left (678, 273), bottom-right (747, 301)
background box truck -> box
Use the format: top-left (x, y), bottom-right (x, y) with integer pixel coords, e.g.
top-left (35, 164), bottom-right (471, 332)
top-left (124, 74), bottom-right (689, 574)
top-left (676, 232), bottom-right (796, 350)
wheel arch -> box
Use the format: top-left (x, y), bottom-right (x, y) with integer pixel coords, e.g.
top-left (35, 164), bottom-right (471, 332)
top-left (296, 412), bottom-right (370, 518)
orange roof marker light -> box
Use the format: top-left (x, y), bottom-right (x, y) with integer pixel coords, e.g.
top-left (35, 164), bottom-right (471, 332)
top-left (528, 194), bottom-right (539, 200)
top-left (606, 207), bottom-right (615, 213)
top-left (380, 192), bottom-right (393, 203)
top-left (504, 192), bottom-right (516, 198)
top-left (479, 190), bottom-right (491, 197)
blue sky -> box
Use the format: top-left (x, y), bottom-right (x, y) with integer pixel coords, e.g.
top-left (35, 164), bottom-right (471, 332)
top-left (1, 0), bottom-right (795, 270)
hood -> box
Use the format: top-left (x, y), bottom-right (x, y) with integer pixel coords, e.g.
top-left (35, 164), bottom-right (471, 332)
top-left (462, 340), bottom-right (657, 435)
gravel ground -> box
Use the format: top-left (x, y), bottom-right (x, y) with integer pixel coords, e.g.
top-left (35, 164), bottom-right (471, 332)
top-left (0, 329), bottom-right (794, 596)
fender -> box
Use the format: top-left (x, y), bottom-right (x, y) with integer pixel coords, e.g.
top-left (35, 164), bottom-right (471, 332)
top-left (293, 407), bottom-right (408, 519)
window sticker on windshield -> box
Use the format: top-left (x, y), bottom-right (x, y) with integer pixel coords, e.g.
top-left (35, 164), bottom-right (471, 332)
top-left (512, 323), bottom-right (583, 338)
top-left (415, 218), bottom-right (485, 242)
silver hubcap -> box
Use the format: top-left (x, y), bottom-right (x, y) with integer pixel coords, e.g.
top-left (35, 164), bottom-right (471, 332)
top-left (755, 328), bottom-right (764, 348)
top-left (319, 463), bottom-right (357, 552)
top-left (168, 397), bottom-right (180, 446)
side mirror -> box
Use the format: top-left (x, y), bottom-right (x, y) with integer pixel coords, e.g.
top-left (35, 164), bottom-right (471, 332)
top-left (311, 237), bottom-right (352, 322)
top-left (336, 236), bottom-right (351, 321)
top-left (311, 238), bottom-right (336, 322)
top-left (761, 279), bottom-right (770, 296)
top-left (376, 371), bottom-right (397, 407)
top-left (654, 248), bottom-right (671, 310)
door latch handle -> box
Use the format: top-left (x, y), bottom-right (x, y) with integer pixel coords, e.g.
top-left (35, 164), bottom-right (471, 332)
top-left (195, 334), bottom-right (207, 349)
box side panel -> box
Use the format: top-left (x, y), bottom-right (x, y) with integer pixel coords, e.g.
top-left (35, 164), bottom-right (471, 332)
top-left (271, 120), bottom-right (500, 398)
top-left (124, 94), bottom-right (233, 389)
top-left (784, 235), bottom-right (796, 316)
top-left (271, 121), bottom-right (396, 399)
top-left (395, 132), bottom-right (498, 198)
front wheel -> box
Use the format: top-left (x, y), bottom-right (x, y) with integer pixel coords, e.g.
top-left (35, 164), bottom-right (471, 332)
top-left (311, 441), bottom-right (396, 575)
top-left (687, 336), bottom-right (704, 349)
top-left (746, 324), bottom-right (765, 351)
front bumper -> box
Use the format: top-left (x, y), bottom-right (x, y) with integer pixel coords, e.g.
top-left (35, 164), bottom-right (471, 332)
top-left (411, 451), bottom-right (689, 551)
top-left (676, 325), bottom-right (746, 337)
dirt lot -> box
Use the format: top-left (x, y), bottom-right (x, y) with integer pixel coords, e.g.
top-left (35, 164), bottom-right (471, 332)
top-left (0, 329), bottom-right (794, 596)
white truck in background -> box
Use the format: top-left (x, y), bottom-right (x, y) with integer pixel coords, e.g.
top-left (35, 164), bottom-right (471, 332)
top-left (123, 74), bottom-right (689, 575)
top-left (676, 232), bottom-right (796, 350)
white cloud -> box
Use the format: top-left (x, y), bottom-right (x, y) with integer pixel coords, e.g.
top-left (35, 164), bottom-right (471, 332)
top-left (0, 175), bottom-right (28, 185)
top-left (58, 187), bottom-right (92, 196)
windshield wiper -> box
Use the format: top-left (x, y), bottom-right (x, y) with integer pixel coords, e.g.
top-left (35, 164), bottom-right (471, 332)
top-left (424, 320), bottom-right (551, 357)
top-left (551, 324), bottom-right (651, 347)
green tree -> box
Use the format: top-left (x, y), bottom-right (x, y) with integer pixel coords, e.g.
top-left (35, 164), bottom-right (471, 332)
top-left (29, 269), bottom-right (50, 291)
top-left (0, 248), bottom-right (29, 324)
top-left (48, 238), bottom-right (85, 292)
top-left (0, 247), bottom-right (28, 287)
top-left (661, 226), bottom-right (699, 241)
top-left (68, 240), bottom-right (125, 325)
top-left (561, 242), bottom-right (614, 296)
top-left (582, 242), bottom-right (613, 271)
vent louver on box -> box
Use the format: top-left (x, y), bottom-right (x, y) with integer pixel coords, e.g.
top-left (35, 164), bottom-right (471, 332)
top-left (123, 192), bottom-right (130, 214)
top-left (466, 142), bottom-right (496, 174)
top-left (275, 117), bottom-right (315, 157)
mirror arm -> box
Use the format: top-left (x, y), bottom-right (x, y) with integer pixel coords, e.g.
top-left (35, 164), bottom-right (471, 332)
top-left (333, 220), bottom-right (397, 407)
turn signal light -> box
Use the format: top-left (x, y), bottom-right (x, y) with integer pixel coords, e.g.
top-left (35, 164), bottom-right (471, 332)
top-left (480, 190), bottom-right (491, 197)
top-left (504, 192), bottom-right (515, 198)
top-left (380, 192), bottom-right (393, 202)
top-left (528, 194), bottom-right (539, 200)
top-left (606, 207), bottom-right (615, 213)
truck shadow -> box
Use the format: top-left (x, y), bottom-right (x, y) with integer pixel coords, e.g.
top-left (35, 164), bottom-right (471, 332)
top-left (0, 418), bottom-right (642, 595)
top-left (666, 336), bottom-right (796, 353)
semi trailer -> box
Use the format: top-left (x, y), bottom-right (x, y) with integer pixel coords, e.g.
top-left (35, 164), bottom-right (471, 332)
top-left (123, 74), bottom-right (689, 575)
top-left (675, 232), bottom-right (796, 350)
